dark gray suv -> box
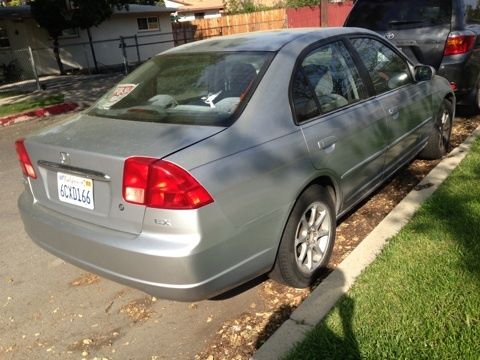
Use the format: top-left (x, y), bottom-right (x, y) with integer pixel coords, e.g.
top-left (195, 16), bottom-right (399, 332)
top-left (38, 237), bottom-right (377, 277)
top-left (345, 0), bottom-right (480, 111)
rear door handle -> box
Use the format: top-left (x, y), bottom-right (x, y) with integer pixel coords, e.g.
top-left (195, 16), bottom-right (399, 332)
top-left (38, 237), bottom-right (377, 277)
top-left (318, 136), bottom-right (337, 152)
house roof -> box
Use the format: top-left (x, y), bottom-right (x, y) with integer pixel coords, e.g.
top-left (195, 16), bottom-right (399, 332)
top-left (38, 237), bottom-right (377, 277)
top-left (176, 0), bottom-right (224, 13)
top-left (165, 0), bottom-right (191, 6)
top-left (113, 4), bottom-right (175, 14)
top-left (0, 4), bottom-right (174, 20)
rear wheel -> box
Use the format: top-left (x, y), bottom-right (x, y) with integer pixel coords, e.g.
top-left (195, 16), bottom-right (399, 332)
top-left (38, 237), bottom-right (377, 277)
top-left (474, 83), bottom-right (480, 114)
top-left (419, 98), bottom-right (453, 160)
top-left (270, 185), bottom-right (336, 288)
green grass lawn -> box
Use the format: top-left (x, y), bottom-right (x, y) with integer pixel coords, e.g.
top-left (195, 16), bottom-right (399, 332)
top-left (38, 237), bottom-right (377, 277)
top-left (286, 138), bottom-right (480, 360)
top-left (0, 91), bottom-right (24, 99)
top-left (0, 93), bottom-right (64, 117)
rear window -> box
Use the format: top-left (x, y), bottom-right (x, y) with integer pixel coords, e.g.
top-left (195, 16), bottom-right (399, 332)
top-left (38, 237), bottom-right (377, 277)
top-left (89, 52), bottom-right (273, 126)
top-left (465, 0), bottom-right (480, 23)
top-left (346, 0), bottom-right (452, 31)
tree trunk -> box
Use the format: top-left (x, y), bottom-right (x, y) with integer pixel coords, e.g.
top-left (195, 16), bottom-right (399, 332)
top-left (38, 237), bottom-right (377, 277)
top-left (52, 37), bottom-right (65, 75)
top-left (87, 27), bottom-right (99, 74)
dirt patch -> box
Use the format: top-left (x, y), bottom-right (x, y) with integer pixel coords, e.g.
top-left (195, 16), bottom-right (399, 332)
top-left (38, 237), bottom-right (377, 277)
top-left (119, 297), bottom-right (155, 323)
top-left (196, 115), bottom-right (480, 359)
top-left (68, 327), bottom-right (123, 353)
top-left (69, 273), bottom-right (100, 287)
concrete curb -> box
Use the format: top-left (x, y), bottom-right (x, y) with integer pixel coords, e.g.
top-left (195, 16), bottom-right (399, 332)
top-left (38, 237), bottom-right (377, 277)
top-left (0, 102), bottom-right (80, 127)
top-left (253, 126), bottom-right (480, 360)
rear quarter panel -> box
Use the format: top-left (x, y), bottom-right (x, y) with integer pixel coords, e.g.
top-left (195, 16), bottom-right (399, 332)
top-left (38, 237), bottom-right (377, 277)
top-left (165, 42), bottom-right (335, 272)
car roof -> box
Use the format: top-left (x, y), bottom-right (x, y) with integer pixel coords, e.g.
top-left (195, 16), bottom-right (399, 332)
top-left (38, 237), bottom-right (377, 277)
top-left (162, 27), bottom-right (378, 54)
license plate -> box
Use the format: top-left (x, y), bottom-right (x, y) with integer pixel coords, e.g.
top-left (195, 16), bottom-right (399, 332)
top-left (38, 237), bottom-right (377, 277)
top-left (57, 172), bottom-right (94, 210)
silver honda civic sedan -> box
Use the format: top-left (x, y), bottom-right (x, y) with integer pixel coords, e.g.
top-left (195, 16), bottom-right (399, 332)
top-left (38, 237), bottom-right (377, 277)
top-left (17, 28), bottom-right (454, 301)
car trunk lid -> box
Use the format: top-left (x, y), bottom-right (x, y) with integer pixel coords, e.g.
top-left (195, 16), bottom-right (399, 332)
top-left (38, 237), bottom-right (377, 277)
top-left (25, 114), bottom-right (225, 234)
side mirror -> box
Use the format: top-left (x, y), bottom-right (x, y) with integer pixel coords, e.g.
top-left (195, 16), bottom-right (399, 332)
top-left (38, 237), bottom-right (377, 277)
top-left (414, 65), bottom-right (435, 82)
top-left (388, 71), bottom-right (410, 89)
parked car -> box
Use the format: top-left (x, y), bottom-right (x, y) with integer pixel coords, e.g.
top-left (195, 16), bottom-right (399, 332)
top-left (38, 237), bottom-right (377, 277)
top-left (17, 28), bottom-right (454, 301)
top-left (345, 0), bottom-right (480, 112)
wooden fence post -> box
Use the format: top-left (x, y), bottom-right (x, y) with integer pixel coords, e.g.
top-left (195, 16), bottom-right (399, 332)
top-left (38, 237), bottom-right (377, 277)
top-left (321, 0), bottom-right (328, 27)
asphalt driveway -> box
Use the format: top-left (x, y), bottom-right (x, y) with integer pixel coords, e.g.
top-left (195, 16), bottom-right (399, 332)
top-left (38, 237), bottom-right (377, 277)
top-left (0, 115), bottom-right (265, 359)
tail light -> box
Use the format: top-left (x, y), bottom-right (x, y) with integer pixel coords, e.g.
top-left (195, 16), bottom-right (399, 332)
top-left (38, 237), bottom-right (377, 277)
top-left (444, 32), bottom-right (476, 56)
top-left (15, 138), bottom-right (37, 179)
top-left (123, 157), bottom-right (213, 209)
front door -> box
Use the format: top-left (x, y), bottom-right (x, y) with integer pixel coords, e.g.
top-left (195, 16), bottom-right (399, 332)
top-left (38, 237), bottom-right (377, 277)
top-left (350, 37), bottom-right (433, 175)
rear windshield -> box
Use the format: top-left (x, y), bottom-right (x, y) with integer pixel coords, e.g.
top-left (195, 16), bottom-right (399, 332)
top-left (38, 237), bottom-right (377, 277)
top-left (347, 0), bottom-right (452, 31)
top-left (89, 51), bottom-right (273, 126)
top-left (465, 0), bottom-right (480, 23)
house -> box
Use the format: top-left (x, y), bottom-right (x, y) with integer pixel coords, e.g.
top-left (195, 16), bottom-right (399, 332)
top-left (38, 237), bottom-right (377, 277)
top-left (165, 0), bottom-right (224, 22)
top-left (0, 4), bottom-right (175, 76)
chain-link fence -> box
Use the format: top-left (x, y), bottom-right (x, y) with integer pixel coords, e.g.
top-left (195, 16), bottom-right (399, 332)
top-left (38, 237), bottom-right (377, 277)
top-left (0, 16), bottom-right (285, 94)
top-left (0, 47), bottom-right (41, 93)
top-left (0, 31), bottom-right (175, 93)
top-left (31, 31), bottom-right (175, 78)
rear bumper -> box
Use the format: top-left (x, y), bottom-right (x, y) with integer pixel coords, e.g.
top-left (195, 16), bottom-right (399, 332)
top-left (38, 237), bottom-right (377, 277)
top-left (18, 190), bottom-right (273, 302)
top-left (438, 55), bottom-right (477, 105)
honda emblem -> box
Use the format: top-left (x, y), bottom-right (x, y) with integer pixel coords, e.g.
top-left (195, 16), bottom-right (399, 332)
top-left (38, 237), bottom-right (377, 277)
top-left (60, 152), bottom-right (71, 165)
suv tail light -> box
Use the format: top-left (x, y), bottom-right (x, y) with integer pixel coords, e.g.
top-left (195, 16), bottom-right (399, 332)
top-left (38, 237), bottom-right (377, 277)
top-left (15, 138), bottom-right (37, 179)
top-left (123, 157), bottom-right (213, 209)
top-left (444, 32), bottom-right (476, 56)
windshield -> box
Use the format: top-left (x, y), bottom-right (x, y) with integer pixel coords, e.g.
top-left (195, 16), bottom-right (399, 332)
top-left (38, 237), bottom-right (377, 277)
top-left (347, 0), bottom-right (452, 31)
top-left (90, 51), bottom-right (274, 126)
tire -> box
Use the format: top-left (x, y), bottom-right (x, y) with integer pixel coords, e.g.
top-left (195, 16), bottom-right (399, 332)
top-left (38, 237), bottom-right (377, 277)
top-left (270, 184), bottom-right (336, 288)
top-left (464, 80), bottom-right (480, 115)
top-left (419, 98), bottom-right (453, 160)
top-left (473, 83), bottom-right (480, 114)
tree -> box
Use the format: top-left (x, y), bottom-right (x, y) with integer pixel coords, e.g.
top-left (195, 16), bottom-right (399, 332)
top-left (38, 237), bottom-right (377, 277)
top-left (69, 0), bottom-right (129, 72)
top-left (31, 0), bottom-right (161, 74)
top-left (30, 0), bottom-right (72, 74)
top-left (285, 0), bottom-right (320, 8)
top-left (3, 0), bottom-right (27, 5)
top-left (31, 0), bottom-right (131, 74)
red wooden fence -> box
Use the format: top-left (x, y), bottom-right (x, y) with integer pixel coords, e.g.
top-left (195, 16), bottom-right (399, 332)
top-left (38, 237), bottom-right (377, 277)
top-left (286, 1), bottom-right (353, 29)
top-left (287, 6), bottom-right (321, 28)
top-left (174, 2), bottom-right (354, 45)
top-left (327, 1), bottom-right (354, 26)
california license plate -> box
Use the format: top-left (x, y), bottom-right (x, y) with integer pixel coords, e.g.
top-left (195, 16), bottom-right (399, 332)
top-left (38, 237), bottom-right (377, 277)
top-left (57, 172), bottom-right (94, 210)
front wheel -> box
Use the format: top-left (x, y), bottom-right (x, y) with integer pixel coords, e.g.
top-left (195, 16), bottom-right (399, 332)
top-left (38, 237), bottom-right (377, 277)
top-left (419, 98), bottom-right (453, 160)
top-left (270, 185), bottom-right (336, 288)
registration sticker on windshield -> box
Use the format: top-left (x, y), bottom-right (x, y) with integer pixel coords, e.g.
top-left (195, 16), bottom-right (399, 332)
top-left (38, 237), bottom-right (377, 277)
top-left (102, 84), bottom-right (138, 108)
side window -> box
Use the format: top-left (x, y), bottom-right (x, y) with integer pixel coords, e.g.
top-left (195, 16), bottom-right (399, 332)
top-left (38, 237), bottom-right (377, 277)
top-left (351, 38), bottom-right (412, 94)
top-left (465, 0), bottom-right (480, 22)
top-left (292, 41), bottom-right (367, 122)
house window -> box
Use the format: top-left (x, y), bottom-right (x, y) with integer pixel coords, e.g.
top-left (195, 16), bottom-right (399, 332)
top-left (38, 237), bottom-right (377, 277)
top-left (137, 17), bottom-right (160, 31)
top-left (194, 12), bottom-right (205, 19)
top-left (0, 25), bottom-right (10, 48)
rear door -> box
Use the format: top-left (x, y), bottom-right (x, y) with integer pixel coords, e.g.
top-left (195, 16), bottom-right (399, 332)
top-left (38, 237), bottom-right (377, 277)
top-left (293, 40), bottom-right (389, 209)
top-left (349, 36), bottom-right (434, 175)
top-left (345, 0), bottom-right (453, 69)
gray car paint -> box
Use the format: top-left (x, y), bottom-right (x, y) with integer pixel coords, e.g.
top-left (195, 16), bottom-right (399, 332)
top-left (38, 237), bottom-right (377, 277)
top-left (18, 28), bottom-right (454, 301)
